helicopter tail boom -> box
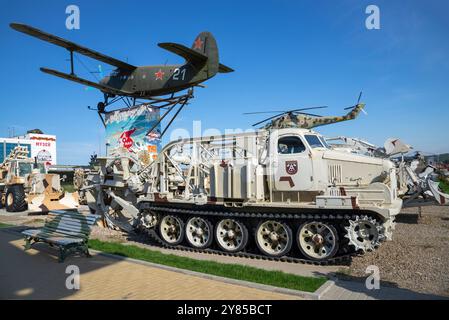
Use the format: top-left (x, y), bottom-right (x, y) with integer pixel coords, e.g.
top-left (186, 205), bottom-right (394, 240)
top-left (344, 103), bottom-right (366, 120)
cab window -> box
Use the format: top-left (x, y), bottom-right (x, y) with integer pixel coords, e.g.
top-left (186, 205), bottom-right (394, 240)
top-left (305, 135), bottom-right (325, 149)
top-left (18, 163), bottom-right (32, 177)
top-left (319, 136), bottom-right (331, 149)
top-left (278, 136), bottom-right (306, 154)
top-left (36, 163), bottom-right (46, 174)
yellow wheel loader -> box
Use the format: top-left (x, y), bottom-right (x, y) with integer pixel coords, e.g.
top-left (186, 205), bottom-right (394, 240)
top-left (0, 146), bottom-right (79, 213)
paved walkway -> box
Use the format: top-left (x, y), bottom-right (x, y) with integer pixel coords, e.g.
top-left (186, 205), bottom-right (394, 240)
top-left (0, 210), bottom-right (345, 279)
top-left (0, 229), bottom-right (301, 300)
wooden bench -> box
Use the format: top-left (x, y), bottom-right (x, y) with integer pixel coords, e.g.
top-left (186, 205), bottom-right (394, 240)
top-left (22, 210), bottom-right (101, 262)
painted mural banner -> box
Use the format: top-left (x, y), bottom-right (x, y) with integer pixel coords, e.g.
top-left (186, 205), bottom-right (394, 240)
top-left (105, 104), bottom-right (161, 160)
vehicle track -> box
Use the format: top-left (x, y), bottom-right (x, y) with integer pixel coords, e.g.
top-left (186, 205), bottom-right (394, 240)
top-left (138, 204), bottom-right (370, 266)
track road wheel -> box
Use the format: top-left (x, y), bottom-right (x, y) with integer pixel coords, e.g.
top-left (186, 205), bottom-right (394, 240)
top-left (215, 219), bottom-right (249, 253)
top-left (159, 215), bottom-right (185, 246)
top-left (297, 221), bottom-right (339, 261)
top-left (185, 217), bottom-right (214, 249)
top-left (5, 185), bottom-right (27, 212)
top-left (255, 220), bottom-right (293, 257)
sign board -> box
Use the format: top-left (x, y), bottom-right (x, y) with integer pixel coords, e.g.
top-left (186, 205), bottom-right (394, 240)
top-left (26, 134), bottom-right (57, 165)
top-left (104, 104), bottom-right (161, 159)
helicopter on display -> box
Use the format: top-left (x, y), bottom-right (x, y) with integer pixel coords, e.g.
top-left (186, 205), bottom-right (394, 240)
top-left (245, 103), bottom-right (366, 129)
top-left (245, 93), bottom-right (367, 129)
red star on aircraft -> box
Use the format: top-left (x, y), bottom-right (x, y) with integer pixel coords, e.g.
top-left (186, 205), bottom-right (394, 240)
top-left (193, 37), bottom-right (203, 50)
top-left (155, 69), bottom-right (165, 80)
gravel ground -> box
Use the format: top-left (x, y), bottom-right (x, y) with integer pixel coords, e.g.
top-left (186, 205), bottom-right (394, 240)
top-left (90, 225), bottom-right (128, 243)
top-left (346, 205), bottom-right (449, 297)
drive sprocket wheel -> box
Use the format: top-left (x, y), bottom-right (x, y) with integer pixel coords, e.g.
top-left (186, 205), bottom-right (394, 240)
top-left (344, 215), bottom-right (385, 252)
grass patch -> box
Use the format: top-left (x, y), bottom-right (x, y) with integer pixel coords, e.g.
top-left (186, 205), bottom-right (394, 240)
top-left (89, 239), bottom-right (327, 293)
top-left (0, 222), bottom-right (12, 228)
top-left (61, 183), bottom-right (76, 193)
top-left (440, 180), bottom-right (449, 194)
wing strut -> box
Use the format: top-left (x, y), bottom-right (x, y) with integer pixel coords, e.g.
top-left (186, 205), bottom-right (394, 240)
top-left (69, 50), bottom-right (74, 75)
top-left (10, 23), bottom-right (136, 71)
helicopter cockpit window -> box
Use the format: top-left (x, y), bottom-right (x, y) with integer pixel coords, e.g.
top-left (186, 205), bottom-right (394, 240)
top-left (305, 135), bottom-right (325, 149)
top-left (278, 136), bottom-right (306, 154)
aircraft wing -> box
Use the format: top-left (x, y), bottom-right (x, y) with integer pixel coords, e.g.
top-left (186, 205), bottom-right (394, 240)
top-left (10, 23), bottom-right (136, 71)
top-left (40, 67), bottom-right (133, 96)
top-left (158, 42), bottom-right (208, 64)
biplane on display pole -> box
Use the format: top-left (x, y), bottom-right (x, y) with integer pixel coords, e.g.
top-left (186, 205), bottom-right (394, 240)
top-left (10, 23), bottom-right (233, 133)
top-left (10, 23), bottom-right (233, 106)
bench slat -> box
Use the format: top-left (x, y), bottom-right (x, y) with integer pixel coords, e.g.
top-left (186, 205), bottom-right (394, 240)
top-left (49, 211), bottom-right (100, 221)
top-left (44, 219), bottom-right (92, 230)
top-left (42, 229), bottom-right (88, 239)
top-left (49, 212), bottom-right (100, 221)
top-left (49, 215), bottom-right (98, 223)
top-left (22, 229), bottom-right (84, 244)
top-left (42, 227), bottom-right (88, 238)
top-left (37, 230), bottom-right (86, 240)
top-left (48, 216), bottom-right (99, 226)
top-left (26, 228), bottom-right (88, 239)
top-left (44, 220), bottom-right (92, 233)
top-left (47, 214), bottom-right (97, 223)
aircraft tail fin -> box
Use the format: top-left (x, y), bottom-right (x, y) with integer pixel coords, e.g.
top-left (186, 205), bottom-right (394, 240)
top-left (190, 31), bottom-right (234, 75)
top-left (159, 31), bottom-right (233, 77)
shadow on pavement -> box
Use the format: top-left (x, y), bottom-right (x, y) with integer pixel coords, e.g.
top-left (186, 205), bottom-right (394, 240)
top-left (324, 273), bottom-right (448, 300)
top-left (0, 227), bottom-right (117, 300)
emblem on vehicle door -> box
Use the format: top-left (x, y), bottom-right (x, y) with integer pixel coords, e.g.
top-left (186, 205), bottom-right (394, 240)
top-left (285, 161), bottom-right (298, 175)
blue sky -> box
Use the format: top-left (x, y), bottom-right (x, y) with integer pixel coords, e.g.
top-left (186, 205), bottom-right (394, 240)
top-left (1, 0), bottom-right (448, 164)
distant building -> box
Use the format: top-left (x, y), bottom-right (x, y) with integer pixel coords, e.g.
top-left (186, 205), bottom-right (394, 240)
top-left (0, 133), bottom-right (57, 165)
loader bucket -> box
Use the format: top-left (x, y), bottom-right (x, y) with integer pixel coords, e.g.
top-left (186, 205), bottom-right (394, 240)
top-left (27, 174), bottom-right (79, 213)
top-left (27, 192), bottom-right (79, 213)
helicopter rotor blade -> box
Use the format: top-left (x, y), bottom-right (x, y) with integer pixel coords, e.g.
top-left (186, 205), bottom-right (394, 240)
top-left (357, 91), bottom-right (363, 104)
top-left (344, 92), bottom-right (364, 110)
top-left (287, 106), bottom-right (328, 113)
top-left (244, 106), bottom-right (328, 115)
top-left (293, 112), bottom-right (324, 117)
top-left (252, 111), bottom-right (289, 127)
top-left (243, 111), bottom-right (288, 115)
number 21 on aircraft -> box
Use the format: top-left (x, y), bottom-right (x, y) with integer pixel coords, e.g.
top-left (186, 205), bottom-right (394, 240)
top-left (173, 68), bottom-right (186, 80)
